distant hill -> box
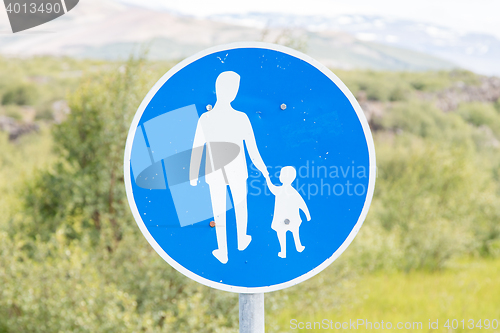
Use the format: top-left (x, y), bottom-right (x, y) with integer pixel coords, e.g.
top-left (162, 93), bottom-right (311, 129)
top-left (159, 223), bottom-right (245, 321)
top-left (0, 0), bottom-right (454, 72)
top-left (211, 13), bottom-right (500, 76)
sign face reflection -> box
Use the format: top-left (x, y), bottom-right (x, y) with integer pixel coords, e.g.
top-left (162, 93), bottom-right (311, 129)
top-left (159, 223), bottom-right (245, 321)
top-left (124, 42), bottom-right (376, 293)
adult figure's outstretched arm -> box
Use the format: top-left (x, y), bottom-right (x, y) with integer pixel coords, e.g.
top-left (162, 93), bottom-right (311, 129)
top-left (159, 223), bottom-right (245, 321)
top-left (242, 116), bottom-right (269, 179)
top-left (190, 120), bottom-right (206, 186)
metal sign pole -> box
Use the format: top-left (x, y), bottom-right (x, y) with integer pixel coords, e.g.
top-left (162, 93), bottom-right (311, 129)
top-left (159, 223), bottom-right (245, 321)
top-left (239, 293), bottom-right (265, 333)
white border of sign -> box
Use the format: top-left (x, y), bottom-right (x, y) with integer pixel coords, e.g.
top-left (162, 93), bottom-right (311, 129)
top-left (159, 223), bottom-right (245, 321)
top-left (124, 42), bottom-right (376, 293)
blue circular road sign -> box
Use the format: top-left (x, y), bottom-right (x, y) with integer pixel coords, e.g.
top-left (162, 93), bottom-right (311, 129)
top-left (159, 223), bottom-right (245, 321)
top-left (124, 42), bottom-right (376, 293)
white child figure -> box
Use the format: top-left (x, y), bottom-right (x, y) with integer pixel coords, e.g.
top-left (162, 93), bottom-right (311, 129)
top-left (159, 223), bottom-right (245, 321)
top-left (265, 166), bottom-right (311, 258)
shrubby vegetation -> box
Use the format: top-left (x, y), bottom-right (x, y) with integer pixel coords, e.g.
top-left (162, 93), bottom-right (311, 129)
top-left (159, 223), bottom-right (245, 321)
top-left (1, 56), bottom-right (500, 332)
top-left (337, 69), bottom-right (481, 99)
top-left (1, 57), bottom-right (238, 332)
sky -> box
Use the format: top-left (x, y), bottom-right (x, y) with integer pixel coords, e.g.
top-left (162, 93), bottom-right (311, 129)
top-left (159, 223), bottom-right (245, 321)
top-left (0, 0), bottom-right (498, 75)
top-left (117, 0), bottom-right (500, 39)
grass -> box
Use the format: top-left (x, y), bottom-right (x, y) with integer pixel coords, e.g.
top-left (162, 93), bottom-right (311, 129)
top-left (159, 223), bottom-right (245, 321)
top-left (273, 258), bottom-right (500, 332)
top-left (0, 128), bottom-right (54, 230)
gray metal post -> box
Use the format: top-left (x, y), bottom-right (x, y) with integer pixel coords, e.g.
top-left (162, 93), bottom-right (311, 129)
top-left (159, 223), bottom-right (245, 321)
top-left (239, 293), bottom-right (265, 333)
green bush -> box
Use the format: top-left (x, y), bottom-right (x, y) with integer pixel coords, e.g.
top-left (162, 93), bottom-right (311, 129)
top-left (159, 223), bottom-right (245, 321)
top-left (22, 57), bottom-right (151, 242)
top-left (1, 84), bottom-right (38, 106)
top-left (0, 105), bottom-right (23, 121)
top-left (373, 100), bottom-right (473, 149)
top-left (368, 138), bottom-right (500, 270)
top-left (494, 98), bottom-right (500, 112)
top-left (388, 86), bottom-right (409, 102)
top-left (35, 104), bottom-right (55, 121)
top-left (0, 230), bottom-right (239, 333)
top-left (457, 102), bottom-right (500, 137)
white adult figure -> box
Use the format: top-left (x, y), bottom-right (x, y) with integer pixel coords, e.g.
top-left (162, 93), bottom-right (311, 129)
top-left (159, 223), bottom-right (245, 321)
top-left (190, 71), bottom-right (269, 264)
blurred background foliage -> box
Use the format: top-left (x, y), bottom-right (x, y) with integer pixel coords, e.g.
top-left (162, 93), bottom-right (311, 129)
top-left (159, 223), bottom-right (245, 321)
top-left (1, 55), bottom-right (500, 332)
